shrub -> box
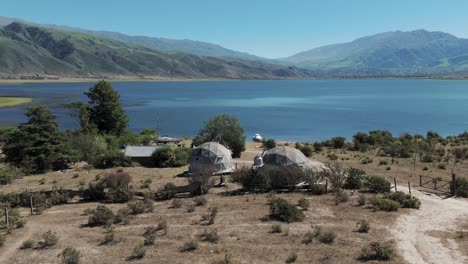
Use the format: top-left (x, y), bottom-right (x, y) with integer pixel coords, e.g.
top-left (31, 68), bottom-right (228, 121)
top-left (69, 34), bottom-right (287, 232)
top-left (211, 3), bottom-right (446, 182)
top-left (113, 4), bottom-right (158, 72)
top-left (156, 220), bottom-right (168, 235)
top-left (302, 228), bottom-right (320, 245)
top-left (143, 226), bottom-right (158, 245)
top-left (323, 163), bottom-right (347, 190)
top-left (360, 157), bottom-right (373, 164)
top-left (0, 165), bottom-right (18, 185)
top-left (186, 203), bottom-right (195, 213)
top-left (180, 240), bottom-right (198, 252)
top-left (313, 142), bottom-right (322, 152)
top-left (93, 152), bottom-right (132, 169)
top-left (0, 234), bottom-right (4, 247)
top-left (114, 207), bottom-right (132, 225)
top-left (263, 139), bottom-right (276, 149)
top-left (344, 168), bottom-right (366, 190)
top-left (171, 199), bottom-right (182, 208)
top-left (37, 231), bottom-right (58, 248)
top-left (319, 230), bottom-right (336, 244)
top-left (454, 178), bottom-right (468, 198)
top-left (331, 137), bottom-right (346, 149)
top-left (127, 200), bottom-right (151, 215)
top-left (359, 241), bottom-right (395, 261)
top-left (198, 229), bottom-right (219, 243)
top-left (231, 165), bottom-right (305, 192)
top-left (194, 196), bottom-right (207, 206)
top-left (140, 179), bottom-right (152, 189)
top-left (131, 242), bottom-right (146, 259)
top-left (334, 190), bottom-right (349, 204)
top-left (297, 143), bottom-right (313, 157)
top-left (297, 197), bottom-right (310, 211)
top-left (20, 239), bottom-right (34, 249)
top-left (357, 194), bottom-right (366, 206)
top-left (103, 226), bottom-right (115, 244)
top-left (88, 205), bottom-right (114, 227)
top-left (386, 192), bottom-right (421, 209)
top-left (269, 198), bottom-right (304, 223)
top-left (422, 166), bottom-right (429, 171)
top-left (159, 183), bottom-right (177, 200)
top-left (365, 175), bottom-right (391, 193)
top-left (437, 163), bottom-right (446, 170)
top-left (61, 247), bottom-right (80, 264)
top-left (369, 197), bottom-right (400, 212)
top-left (271, 224), bottom-right (282, 233)
top-left (152, 146), bottom-right (191, 168)
top-left (285, 252), bottom-right (298, 263)
top-left (378, 160), bottom-right (388, 166)
top-left (327, 153), bottom-right (338, 160)
top-left (201, 207), bottom-right (218, 225)
top-left (356, 220), bottom-right (370, 233)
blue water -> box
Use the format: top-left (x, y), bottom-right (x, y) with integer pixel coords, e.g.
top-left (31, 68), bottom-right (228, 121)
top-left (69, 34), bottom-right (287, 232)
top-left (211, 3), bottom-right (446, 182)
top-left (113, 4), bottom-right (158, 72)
top-left (0, 80), bottom-right (468, 141)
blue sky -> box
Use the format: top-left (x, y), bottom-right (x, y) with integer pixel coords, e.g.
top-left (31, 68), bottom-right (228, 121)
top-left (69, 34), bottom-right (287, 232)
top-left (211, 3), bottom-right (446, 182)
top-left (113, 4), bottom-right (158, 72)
top-left (3, 0), bottom-right (468, 58)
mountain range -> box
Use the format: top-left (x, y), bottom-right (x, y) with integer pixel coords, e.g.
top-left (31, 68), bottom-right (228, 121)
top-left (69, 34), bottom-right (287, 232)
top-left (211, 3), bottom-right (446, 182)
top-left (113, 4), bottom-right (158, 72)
top-left (0, 21), bottom-right (310, 79)
top-left (1, 16), bottom-right (468, 78)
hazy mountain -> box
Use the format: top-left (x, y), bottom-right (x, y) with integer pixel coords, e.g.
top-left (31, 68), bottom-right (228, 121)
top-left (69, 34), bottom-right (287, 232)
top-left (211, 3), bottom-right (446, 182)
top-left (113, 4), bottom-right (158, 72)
top-left (0, 22), bottom-right (312, 79)
top-left (280, 30), bottom-right (468, 75)
top-left (0, 16), bottom-right (268, 62)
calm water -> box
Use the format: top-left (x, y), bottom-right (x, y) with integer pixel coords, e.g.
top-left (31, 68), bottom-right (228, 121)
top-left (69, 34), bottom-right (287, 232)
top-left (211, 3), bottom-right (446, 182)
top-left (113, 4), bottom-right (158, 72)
top-left (1, 80), bottom-right (468, 141)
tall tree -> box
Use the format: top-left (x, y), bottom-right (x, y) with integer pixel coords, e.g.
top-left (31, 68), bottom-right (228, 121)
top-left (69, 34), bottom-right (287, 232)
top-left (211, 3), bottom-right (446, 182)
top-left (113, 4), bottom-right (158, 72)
top-left (84, 80), bottom-right (128, 135)
top-left (3, 106), bottom-right (74, 173)
top-left (193, 114), bottom-right (246, 158)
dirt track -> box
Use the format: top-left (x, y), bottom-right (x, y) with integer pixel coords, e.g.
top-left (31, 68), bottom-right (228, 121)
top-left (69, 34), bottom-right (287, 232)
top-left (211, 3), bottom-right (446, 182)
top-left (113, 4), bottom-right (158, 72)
top-left (392, 188), bottom-right (468, 264)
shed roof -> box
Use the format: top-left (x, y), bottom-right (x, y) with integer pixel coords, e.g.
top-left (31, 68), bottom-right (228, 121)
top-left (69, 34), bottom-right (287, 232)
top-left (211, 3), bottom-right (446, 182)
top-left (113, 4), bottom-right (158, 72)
top-left (123, 146), bottom-right (160, 158)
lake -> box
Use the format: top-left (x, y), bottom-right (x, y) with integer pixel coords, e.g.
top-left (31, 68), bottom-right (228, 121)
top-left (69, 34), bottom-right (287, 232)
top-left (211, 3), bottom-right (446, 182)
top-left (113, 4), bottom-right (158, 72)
top-left (0, 80), bottom-right (467, 141)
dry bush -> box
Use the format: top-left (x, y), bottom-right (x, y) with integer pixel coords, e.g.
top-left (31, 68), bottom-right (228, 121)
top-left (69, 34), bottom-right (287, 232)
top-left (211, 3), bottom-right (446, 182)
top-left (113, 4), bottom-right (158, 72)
top-left (201, 207), bottom-right (218, 225)
top-left (114, 207), bottom-right (132, 225)
top-left (356, 220), bottom-right (370, 233)
top-left (285, 252), bottom-right (298, 263)
top-left (194, 196), bottom-right (208, 206)
top-left (20, 239), bottom-right (34, 249)
top-left (271, 223), bottom-right (282, 233)
top-left (322, 163), bottom-right (347, 190)
top-left (180, 239), bottom-right (198, 252)
top-left (198, 228), bottom-right (219, 243)
top-left (359, 241), bottom-right (395, 261)
top-left (37, 231), bottom-right (58, 249)
top-left (156, 220), bottom-right (168, 235)
top-left (297, 197), bottom-right (310, 211)
top-left (130, 242), bottom-right (146, 259)
top-left (61, 247), bottom-right (80, 264)
top-left (88, 205), bottom-right (114, 227)
top-left (171, 199), bottom-right (182, 208)
top-left (318, 230), bottom-right (336, 244)
top-left (269, 198), bottom-right (304, 223)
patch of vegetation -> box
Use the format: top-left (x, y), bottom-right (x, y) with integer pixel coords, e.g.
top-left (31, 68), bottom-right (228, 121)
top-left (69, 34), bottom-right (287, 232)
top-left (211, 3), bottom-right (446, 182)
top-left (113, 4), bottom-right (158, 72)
top-left (194, 196), bottom-right (207, 206)
top-left (344, 168), bottom-right (366, 190)
top-left (143, 226), bottom-right (158, 245)
top-left (37, 231), bottom-right (58, 249)
top-left (180, 240), bottom-right (198, 252)
top-left (454, 177), bottom-right (468, 197)
top-left (269, 198), bottom-right (304, 223)
top-left (285, 252), bottom-right (298, 263)
top-left (297, 197), bottom-right (310, 211)
top-left (369, 197), bottom-right (400, 212)
top-left (152, 146), bottom-right (191, 168)
top-left (365, 175), bottom-right (391, 193)
top-left (198, 228), bottom-right (219, 243)
top-left (130, 242), bottom-right (146, 259)
top-left (88, 205), bottom-right (114, 227)
top-left (386, 192), bottom-right (421, 209)
top-left (171, 199), bottom-right (182, 208)
top-left (271, 224), bottom-right (282, 233)
top-left (359, 241), bottom-right (395, 261)
top-left (263, 139), bottom-right (276, 149)
top-left (201, 207), bottom-right (218, 225)
top-left (318, 230), bottom-right (336, 244)
top-left (20, 239), bottom-right (34, 249)
top-left (356, 220), bottom-right (370, 233)
top-left (334, 190), bottom-right (349, 204)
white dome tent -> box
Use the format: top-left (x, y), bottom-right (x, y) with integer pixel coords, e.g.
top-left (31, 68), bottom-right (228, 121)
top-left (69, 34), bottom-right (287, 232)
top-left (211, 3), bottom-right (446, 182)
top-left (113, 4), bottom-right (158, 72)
top-left (189, 142), bottom-right (233, 175)
top-left (262, 146), bottom-right (326, 171)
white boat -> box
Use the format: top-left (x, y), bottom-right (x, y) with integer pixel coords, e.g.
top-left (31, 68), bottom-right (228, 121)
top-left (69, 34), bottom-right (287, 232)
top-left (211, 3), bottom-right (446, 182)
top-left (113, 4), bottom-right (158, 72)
top-left (253, 133), bottom-right (263, 142)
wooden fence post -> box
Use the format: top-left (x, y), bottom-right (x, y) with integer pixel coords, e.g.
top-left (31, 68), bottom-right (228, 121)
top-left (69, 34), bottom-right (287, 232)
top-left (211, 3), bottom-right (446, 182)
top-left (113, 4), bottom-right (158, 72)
top-left (419, 175), bottom-right (422, 187)
top-left (4, 207), bottom-right (9, 227)
top-left (408, 181), bottom-right (412, 197)
top-left (30, 195), bottom-right (34, 216)
top-left (452, 173), bottom-right (456, 196)
top-left (394, 177), bottom-right (398, 192)
top-left (325, 179), bottom-right (328, 194)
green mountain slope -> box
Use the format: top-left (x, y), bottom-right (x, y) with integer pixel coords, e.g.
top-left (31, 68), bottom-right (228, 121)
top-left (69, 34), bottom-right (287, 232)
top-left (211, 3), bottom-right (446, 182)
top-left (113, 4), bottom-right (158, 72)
top-left (280, 30), bottom-right (468, 75)
top-left (0, 22), bottom-right (311, 79)
top-left (0, 16), bottom-right (268, 62)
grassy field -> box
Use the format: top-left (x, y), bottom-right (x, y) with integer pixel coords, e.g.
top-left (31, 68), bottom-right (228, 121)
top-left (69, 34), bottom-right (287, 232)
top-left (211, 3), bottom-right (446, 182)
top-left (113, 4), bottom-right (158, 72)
top-left (0, 142), bottom-right (467, 263)
top-left (0, 97), bottom-right (32, 107)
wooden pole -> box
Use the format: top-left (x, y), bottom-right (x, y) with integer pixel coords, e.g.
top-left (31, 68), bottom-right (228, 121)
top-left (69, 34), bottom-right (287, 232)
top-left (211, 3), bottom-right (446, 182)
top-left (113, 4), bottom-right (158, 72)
top-left (30, 195), bottom-right (34, 216)
top-left (394, 177), bottom-right (398, 192)
top-left (419, 175), bottom-right (422, 187)
top-left (4, 207), bottom-right (9, 227)
top-left (325, 179), bottom-right (328, 194)
top-left (452, 173), bottom-right (456, 196)
top-left (408, 181), bottom-right (412, 197)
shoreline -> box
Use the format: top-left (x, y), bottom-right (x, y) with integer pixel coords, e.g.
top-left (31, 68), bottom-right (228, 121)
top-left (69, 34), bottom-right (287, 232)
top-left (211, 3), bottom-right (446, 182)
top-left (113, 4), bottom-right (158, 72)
top-left (0, 96), bottom-right (32, 108)
top-left (1, 76), bottom-right (468, 84)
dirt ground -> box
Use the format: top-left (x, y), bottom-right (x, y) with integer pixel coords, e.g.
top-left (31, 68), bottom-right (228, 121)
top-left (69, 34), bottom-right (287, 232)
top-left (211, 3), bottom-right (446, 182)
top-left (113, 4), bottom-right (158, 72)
top-left (1, 141), bottom-right (467, 263)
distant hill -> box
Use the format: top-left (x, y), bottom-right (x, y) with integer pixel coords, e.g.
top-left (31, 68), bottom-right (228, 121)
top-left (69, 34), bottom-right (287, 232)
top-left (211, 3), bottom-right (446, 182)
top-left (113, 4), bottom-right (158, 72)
top-left (280, 30), bottom-right (468, 76)
top-left (0, 16), bottom-right (268, 62)
top-left (0, 22), bottom-right (312, 79)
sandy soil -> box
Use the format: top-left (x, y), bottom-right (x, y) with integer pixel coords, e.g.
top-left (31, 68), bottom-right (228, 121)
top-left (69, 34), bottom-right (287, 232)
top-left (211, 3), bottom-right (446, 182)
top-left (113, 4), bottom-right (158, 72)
top-left (392, 187), bottom-right (468, 264)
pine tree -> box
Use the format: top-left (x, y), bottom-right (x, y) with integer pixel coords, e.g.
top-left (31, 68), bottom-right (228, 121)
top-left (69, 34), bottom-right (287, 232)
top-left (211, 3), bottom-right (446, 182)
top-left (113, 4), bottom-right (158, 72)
top-left (84, 80), bottom-right (128, 135)
top-left (3, 106), bottom-right (74, 173)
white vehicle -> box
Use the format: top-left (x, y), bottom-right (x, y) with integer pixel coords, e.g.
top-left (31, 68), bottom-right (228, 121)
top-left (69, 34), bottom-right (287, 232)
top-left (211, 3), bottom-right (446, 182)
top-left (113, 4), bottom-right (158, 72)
top-left (253, 133), bottom-right (263, 142)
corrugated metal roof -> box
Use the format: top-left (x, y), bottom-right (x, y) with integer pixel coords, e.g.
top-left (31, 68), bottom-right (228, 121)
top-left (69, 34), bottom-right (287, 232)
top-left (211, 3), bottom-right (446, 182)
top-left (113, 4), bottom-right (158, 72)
top-left (123, 146), bottom-right (160, 157)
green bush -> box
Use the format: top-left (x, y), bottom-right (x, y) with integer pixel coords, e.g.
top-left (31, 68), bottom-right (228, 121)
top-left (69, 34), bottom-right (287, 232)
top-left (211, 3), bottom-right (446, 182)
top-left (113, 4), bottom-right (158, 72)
top-left (369, 197), bottom-right (400, 212)
top-left (378, 160), bottom-right (388, 166)
top-left (93, 152), bottom-right (133, 169)
top-left (62, 247), bottom-right (80, 264)
top-left (386, 191), bottom-right (421, 209)
top-left (365, 175), bottom-right (391, 193)
top-left (88, 205), bottom-right (114, 227)
top-left (20, 239), bottom-right (34, 249)
top-left (331, 137), bottom-right (346, 149)
top-left (356, 220), bottom-right (370, 233)
top-left (263, 139), bottom-right (276, 149)
top-left (359, 241), bottom-right (395, 261)
top-left (269, 198), bottom-right (304, 223)
top-left (318, 231), bottom-right (336, 244)
top-left (455, 178), bottom-right (468, 197)
top-left (159, 183), bottom-right (177, 200)
top-left (37, 231), bottom-right (58, 248)
top-left (344, 168), bottom-right (366, 190)
top-left (152, 146), bottom-right (190, 168)
top-left (361, 157), bottom-right (373, 164)
top-left (0, 165), bottom-right (19, 185)
top-left (231, 165), bottom-right (305, 192)
top-left (437, 163), bottom-right (446, 170)
top-left (114, 207), bottom-right (132, 225)
top-left (327, 153), bottom-right (338, 160)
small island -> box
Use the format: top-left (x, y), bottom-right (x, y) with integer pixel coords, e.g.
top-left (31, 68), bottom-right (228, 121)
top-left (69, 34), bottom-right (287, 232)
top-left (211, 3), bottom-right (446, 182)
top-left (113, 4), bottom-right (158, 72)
top-left (0, 96), bottom-right (32, 108)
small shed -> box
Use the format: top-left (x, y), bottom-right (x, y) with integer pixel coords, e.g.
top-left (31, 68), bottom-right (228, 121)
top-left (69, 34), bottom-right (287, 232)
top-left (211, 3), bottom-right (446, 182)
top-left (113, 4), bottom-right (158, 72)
top-left (123, 146), bottom-right (160, 167)
top-left (189, 142), bottom-right (233, 175)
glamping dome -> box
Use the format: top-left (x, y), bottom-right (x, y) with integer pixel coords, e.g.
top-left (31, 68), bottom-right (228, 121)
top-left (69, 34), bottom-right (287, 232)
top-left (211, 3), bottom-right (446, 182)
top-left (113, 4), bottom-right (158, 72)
top-left (262, 146), bottom-right (326, 171)
top-left (189, 142), bottom-right (233, 175)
